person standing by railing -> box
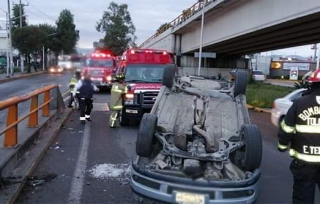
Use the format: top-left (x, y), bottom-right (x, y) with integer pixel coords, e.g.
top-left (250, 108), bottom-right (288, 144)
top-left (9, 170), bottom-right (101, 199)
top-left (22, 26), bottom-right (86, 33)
top-left (68, 70), bottom-right (81, 108)
top-left (73, 73), bottom-right (99, 124)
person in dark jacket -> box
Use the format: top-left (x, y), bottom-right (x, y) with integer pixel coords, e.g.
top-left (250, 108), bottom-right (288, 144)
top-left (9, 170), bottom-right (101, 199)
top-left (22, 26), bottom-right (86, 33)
top-left (73, 73), bottom-right (99, 124)
top-left (278, 68), bottom-right (320, 204)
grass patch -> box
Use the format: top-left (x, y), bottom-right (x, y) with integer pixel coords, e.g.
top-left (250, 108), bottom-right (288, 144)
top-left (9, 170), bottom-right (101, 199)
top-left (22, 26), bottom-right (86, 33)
top-left (246, 82), bottom-right (295, 108)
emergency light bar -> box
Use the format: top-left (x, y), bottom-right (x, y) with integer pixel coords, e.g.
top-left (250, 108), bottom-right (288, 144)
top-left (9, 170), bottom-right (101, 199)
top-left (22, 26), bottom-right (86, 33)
top-left (91, 53), bottom-right (111, 58)
top-left (130, 49), bottom-right (168, 55)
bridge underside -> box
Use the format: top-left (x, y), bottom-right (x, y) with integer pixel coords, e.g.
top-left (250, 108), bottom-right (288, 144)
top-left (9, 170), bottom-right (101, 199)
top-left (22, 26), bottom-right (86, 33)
top-left (183, 11), bottom-right (320, 55)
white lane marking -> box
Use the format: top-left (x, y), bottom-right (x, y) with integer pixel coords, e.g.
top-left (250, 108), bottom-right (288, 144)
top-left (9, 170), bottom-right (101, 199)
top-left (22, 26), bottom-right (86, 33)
top-left (64, 95), bottom-right (71, 102)
top-left (67, 122), bottom-right (91, 204)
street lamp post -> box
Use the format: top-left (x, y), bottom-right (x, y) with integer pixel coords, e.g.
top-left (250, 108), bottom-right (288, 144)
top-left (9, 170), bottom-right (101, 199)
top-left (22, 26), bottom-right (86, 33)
top-left (5, 13), bottom-right (10, 78)
top-left (7, 0), bottom-right (14, 76)
top-left (317, 43), bottom-right (320, 69)
top-left (197, 0), bottom-right (205, 76)
top-left (43, 33), bottom-right (57, 70)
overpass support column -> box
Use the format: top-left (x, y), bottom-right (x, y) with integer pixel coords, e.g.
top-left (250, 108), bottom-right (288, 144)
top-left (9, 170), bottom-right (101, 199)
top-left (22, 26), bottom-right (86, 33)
top-left (173, 34), bottom-right (182, 67)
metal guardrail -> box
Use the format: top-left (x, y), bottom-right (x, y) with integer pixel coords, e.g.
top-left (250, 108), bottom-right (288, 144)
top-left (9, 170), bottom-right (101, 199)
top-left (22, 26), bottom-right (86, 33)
top-left (138, 0), bottom-right (215, 48)
top-left (0, 85), bottom-right (63, 148)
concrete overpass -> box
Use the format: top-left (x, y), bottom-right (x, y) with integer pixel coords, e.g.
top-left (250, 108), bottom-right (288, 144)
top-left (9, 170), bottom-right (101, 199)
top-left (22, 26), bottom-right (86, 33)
top-left (139, 0), bottom-right (320, 75)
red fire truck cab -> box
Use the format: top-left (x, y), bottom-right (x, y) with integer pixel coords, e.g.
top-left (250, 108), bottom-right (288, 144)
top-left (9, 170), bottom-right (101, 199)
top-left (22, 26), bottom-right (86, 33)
top-left (82, 50), bottom-right (117, 91)
top-left (117, 48), bottom-right (176, 126)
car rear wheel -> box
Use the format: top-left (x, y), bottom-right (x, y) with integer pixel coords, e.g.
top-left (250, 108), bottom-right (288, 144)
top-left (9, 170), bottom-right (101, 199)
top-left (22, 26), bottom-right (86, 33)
top-left (234, 70), bottom-right (248, 97)
top-left (162, 66), bottom-right (175, 89)
top-left (136, 113), bottom-right (157, 157)
top-left (238, 124), bottom-right (263, 172)
top-left (120, 109), bottom-right (130, 126)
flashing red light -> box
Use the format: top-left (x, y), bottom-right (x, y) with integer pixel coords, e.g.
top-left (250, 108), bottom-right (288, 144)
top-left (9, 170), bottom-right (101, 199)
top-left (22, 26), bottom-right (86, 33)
top-left (91, 52), bottom-right (112, 58)
top-left (163, 51), bottom-right (167, 55)
top-left (130, 50), bottom-right (135, 54)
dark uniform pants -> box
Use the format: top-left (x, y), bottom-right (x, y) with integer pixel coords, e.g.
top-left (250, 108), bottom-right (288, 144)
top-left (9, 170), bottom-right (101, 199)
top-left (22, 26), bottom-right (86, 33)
top-left (79, 98), bottom-right (93, 121)
top-left (290, 159), bottom-right (320, 204)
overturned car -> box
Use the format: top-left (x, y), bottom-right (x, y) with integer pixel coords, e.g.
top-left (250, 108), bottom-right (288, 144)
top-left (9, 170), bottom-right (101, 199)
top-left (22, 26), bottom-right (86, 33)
top-left (130, 67), bottom-right (263, 204)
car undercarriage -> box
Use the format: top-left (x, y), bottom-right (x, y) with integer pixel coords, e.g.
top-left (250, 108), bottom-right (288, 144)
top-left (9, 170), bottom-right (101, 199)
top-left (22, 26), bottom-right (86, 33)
top-left (131, 67), bottom-right (263, 204)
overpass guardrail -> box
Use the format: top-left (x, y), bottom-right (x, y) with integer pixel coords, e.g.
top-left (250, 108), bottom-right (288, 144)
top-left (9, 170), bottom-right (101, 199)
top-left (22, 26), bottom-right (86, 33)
top-left (139, 0), bottom-right (215, 48)
top-left (0, 85), bottom-right (66, 148)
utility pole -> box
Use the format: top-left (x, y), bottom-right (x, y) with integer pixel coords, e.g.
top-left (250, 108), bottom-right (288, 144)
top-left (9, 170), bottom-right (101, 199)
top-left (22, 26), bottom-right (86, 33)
top-left (317, 43), bottom-right (320, 69)
top-left (7, 0), bottom-right (13, 76)
top-left (17, 0), bottom-right (28, 72)
top-left (197, 0), bottom-right (205, 76)
top-left (19, 0), bottom-right (23, 72)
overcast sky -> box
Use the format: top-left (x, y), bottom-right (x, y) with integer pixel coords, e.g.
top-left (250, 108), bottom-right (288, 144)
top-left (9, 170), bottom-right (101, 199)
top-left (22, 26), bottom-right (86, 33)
top-left (0, 0), bottom-right (317, 57)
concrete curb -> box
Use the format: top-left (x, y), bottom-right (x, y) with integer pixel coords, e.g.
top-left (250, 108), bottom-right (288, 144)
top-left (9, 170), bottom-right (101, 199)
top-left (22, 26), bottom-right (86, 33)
top-left (0, 71), bottom-right (47, 84)
top-left (3, 108), bottom-right (74, 204)
top-left (247, 104), bottom-right (271, 113)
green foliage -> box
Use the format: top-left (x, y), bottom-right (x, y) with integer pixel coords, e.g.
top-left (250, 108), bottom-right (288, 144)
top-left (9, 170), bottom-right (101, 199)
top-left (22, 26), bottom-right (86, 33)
top-left (12, 25), bottom-right (46, 72)
top-left (12, 25), bottom-right (46, 55)
top-left (12, 5), bottom-right (27, 30)
top-left (38, 24), bottom-right (58, 52)
top-left (294, 81), bottom-right (309, 89)
top-left (157, 23), bottom-right (171, 34)
top-left (55, 9), bottom-right (79, 55)
top-left (96, 2), bottom-right (136, 55)
top-left (246, 83), bottom-right (295, 108)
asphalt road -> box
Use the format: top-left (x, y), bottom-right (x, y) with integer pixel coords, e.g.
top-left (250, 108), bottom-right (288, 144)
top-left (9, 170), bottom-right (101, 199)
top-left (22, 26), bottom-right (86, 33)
top-left (0, 72), bottom-right (73, 130)
top-left (15, 93), bottom-right (319, 204)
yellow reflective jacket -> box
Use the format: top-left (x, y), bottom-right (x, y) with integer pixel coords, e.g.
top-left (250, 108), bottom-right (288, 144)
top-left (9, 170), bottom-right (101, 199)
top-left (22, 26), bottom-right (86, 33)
top-left (110, 82), bottom-right (128, 110)
top-left (69, 77), bottom-right (79, 92)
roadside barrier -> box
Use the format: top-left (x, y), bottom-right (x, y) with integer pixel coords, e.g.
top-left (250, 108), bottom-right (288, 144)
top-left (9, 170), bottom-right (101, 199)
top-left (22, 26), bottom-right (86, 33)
top-left (0, 84), bottom-right (65, 148)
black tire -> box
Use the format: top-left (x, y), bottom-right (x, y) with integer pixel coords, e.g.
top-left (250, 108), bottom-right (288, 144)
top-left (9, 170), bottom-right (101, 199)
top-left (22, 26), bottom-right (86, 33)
top-left (240, 124), bottom-right (263, 171)
top-left (136, 113), bottom-right (157, 157)
top-left (120, 109), bottom-right (130, 126)
top-left (234, 70), bottom-right (248, 97)
top-left (162, 66), bottom-right (175, 88)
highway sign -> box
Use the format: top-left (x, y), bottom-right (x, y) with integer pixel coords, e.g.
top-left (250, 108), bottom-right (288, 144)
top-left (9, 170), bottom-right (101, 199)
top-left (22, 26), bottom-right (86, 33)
top-left (194, 52), bottom-right (216, 58)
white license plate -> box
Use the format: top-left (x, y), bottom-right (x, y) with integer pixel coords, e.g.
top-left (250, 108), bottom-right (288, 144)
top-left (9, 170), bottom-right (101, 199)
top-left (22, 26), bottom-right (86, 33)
top-left (176, 192), bottom-right (205, 204)
top-left (125, 109), bottom-right (138, 114)
top-left (92, 78), bottom-right (102, 81)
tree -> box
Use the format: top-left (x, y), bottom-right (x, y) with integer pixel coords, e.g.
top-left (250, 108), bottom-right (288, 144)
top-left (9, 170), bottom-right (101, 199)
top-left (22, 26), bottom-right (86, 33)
top-left (38, 24), bottom-right (59, 67)
top-left (12, 26), bottom-right (46, 72)
top-left (12, 4), bottom-right (27, 30)
top-left (96, 2), bottom-right (136, 55)
top-left (157, 23), bottom-right (171, 34)
top-left (55, 9), bottom-right (79, 55)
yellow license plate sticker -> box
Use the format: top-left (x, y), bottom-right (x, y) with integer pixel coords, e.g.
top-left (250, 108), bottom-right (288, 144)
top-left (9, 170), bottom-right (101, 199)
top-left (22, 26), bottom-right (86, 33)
top-left (176, 192), bottom-right (205, 204)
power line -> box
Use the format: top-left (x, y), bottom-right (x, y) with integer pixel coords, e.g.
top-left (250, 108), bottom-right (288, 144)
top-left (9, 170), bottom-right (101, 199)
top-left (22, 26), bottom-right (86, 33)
top-left (24, 0), bottom-right (55, 21)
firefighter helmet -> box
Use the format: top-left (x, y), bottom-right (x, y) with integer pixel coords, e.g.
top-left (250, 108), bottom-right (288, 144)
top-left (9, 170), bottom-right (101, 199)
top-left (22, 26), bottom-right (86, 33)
top-left (115, 73), bottom-right (125, 80)
top-left (308, 69), bottom-right (320, 83)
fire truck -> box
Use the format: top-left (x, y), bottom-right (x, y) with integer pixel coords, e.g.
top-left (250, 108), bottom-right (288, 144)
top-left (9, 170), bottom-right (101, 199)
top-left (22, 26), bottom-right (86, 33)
top-left (81, 50), bottom-right (117, 91)
top-left (117, 48), bottom-right (176, 126)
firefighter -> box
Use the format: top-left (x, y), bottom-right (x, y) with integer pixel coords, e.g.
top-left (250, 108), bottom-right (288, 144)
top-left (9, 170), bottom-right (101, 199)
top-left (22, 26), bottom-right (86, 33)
top-left (68, 70), bottom-right (81, 108)
top-left (73, 73), bottom-right (99, 124)
top-left (109, 73), bottom-right (127, 128)
top-left (278, 69), bottom-right (320, 204)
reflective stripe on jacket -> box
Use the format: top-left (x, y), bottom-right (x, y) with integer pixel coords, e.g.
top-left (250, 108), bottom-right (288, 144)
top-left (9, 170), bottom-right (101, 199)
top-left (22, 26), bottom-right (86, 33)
top-left (278, 89), bottom-right (320, 163)
top-left (69, 77), bottom-right (79, 92)
top-left (110, 82), bottom-right (127, 111)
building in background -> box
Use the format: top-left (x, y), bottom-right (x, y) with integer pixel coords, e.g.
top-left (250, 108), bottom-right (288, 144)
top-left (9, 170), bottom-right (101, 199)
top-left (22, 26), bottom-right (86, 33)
top-left (269, 56), bottom-right (316, 79)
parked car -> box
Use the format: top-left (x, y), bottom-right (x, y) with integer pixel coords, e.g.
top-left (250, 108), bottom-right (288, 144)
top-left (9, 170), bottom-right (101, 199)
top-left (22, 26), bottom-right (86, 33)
top-left (271, 88), bottom-right (307, 126)
top-left (252, 70), bottom-right (266, 81)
